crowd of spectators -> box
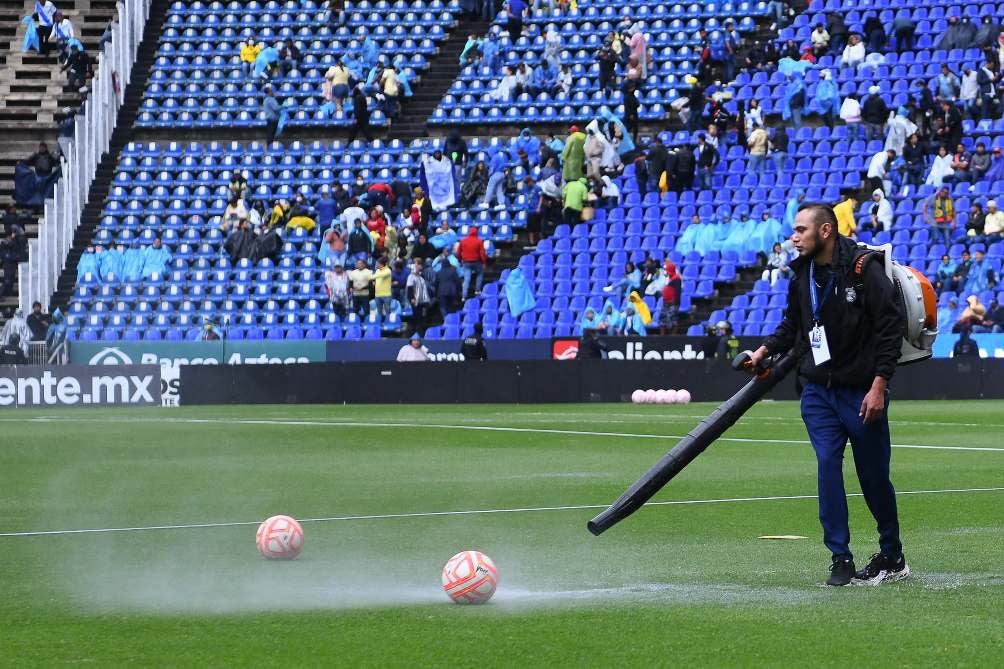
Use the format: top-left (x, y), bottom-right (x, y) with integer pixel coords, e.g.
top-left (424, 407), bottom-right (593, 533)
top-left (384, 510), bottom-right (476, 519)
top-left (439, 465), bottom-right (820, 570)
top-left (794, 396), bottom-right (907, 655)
top-left (244, 22), bottom-right (413, 139)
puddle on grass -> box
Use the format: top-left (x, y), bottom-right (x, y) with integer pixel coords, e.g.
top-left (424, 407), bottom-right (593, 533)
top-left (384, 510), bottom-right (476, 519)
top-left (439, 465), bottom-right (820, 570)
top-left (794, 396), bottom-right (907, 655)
top-left (912, 572), bottom-right (1004, 590)
top-left (491, 582), bottom-right (826, 609)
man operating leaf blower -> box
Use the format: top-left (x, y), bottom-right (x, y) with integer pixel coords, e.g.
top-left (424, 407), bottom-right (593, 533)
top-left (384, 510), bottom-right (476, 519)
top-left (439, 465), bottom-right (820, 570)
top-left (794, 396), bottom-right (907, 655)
top-left (588, 201), bottom-right (937, 590)
top-left (746, 203), bottom-right (929, 586)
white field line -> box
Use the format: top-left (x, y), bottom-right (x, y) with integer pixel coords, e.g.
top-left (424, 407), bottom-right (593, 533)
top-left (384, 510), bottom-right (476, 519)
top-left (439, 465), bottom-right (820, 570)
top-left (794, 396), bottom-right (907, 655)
top-left (512, 412), bottom-right (1004, 430)
top-left (1, 487), bottom-right (1002, 539)
top-left (2, 416), bottom-right (1002, 453)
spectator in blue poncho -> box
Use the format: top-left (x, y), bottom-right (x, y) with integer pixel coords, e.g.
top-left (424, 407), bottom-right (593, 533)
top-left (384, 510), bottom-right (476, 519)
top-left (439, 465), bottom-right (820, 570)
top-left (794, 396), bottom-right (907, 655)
top-left (22, 15), bottom-right (40, 52)
top-left (709, 211), bottom-right (739, 253)
top-left (77, 246), bottom-right (99, 280)
top-left (718, 212), bottom-right (755, 255)
top-left (510, 128), bottom-right (540, 168)
top-left (605, 261), bottom-right (641, 298)
top-left (121, 242), bottom-right (145, 281)
top-left (933, 255), bottom-right (956, 293)
top-left (597, 300), bottom-right (623, 333)
top-left (253, 46), bottom-right (279, 79)
top-left (693, 218), bottom-right (720, 256)
top-left (315, 188), bottom-right (338, 229)
top-left (748, 210), bottom-right (783, 254)
top-left (782, 189), bottom-right (805, 237)
top-left (599, 107), bottom-right (636, 156)
top-left (45, 309), bottom-right (66, 351)
top-left (674, 214), bottom-right (704, 255)
top-left (483, 148), bottom-right (509, 209)
top-left (342, 53), bottom-right (365, 81)
top-left (781, 74), bottom-right (806, 129)
top-left (98, 244), bottom-right (123, 281)
top-left (141, 237), bottom-right (172, 279)
top-left (580, 306), bottom-right (601, 331)
top-left (777, 56), bottom-right (813, 78)
top-left (361, 36), bottom-right (380, 70)
top-left (808, 69), bottom-right (840, 128)
top-left (527, 60), bottom-right (558, 96)
top-left (964, 250), bottom-right (996, 296)
top-left (481, 32), bottom-right (500, 73)
top-left (621, 305), bottom-right (647, 336)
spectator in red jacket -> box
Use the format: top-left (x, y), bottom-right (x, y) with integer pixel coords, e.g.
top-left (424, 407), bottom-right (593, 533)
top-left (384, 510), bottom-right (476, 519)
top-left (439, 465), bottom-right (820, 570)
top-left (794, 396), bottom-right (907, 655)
top-left (366, 182), bottom-right (395, 210)
top-left (457, 227), bottom-right (488, 299)
top-left (660, 260), bottom-right (683, 335)
top-left (365, 207), bottom-right (387, 253)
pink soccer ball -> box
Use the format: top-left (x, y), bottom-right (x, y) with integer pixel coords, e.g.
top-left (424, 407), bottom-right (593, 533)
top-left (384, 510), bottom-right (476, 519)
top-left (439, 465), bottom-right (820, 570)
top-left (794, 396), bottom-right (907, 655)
top-left (664, 389), bottom-right (680, 404)
top-left (256, 515), bottom-right (304, 559)
top-left (631, 389), bottom-right (645, 403)
top-left (442, 550), bottom-right (499, 604)
top-left (645, 389), bottom-right (658, 403)
top-left (677, 389), bottom-right (692, 404)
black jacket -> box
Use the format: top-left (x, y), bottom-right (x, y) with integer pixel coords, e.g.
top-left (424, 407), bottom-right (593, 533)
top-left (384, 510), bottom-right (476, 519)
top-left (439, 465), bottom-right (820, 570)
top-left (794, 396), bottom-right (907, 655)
top-left (647, 144), bottom-right (667, 179)
top-left (862, 95), bottom-right (889, 125)
top-left (762, 236), bottom-right (902, 389)
top-left (696, 144), bottom-right (719, 169)
top-left (674, 148), bottom-right (695, 177)
top-left (435, 264), bottom-right (461, 298)
top-left (460, 334), bottom-right (488, 360)
top-left (0, 345), bottom-right (26, 364)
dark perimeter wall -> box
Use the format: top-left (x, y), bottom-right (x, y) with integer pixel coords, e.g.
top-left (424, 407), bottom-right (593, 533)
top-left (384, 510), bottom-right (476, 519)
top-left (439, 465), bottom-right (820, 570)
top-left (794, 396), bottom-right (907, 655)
top-left (180, 359), bottom-right (999, 405)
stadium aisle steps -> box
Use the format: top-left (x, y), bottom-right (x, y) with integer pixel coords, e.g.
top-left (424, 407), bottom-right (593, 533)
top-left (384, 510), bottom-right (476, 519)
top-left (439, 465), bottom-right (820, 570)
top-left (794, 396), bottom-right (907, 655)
top-left (48, 0), bottom-right (174, 313)
top-left (394, 18), bottom-right (492, 140)
top-left (0, 0), bottom-right (118, 317)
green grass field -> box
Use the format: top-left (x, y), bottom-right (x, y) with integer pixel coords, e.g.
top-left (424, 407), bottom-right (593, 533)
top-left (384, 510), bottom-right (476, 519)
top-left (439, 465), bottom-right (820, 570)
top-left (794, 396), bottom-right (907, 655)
top-left (1, 401), bottom-right (1002, 667)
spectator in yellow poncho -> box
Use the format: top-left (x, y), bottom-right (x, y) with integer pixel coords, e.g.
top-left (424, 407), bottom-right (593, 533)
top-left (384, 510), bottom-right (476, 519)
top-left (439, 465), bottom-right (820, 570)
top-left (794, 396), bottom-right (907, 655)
top-left (240, 38), bottom-right (262, 75)
top-left (285, 193), bottom-right (317, 232)
top-left (833, 194), bottom-right (858, 238)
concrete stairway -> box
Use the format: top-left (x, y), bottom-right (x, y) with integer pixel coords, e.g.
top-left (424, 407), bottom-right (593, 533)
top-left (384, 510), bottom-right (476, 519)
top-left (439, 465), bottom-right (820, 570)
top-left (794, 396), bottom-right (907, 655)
top-left (393, 18), bottom-right (492, 141)
top-left (49, 0), bottom-right (172, 312)
top-left (0, 0), bottom-right (116, 316)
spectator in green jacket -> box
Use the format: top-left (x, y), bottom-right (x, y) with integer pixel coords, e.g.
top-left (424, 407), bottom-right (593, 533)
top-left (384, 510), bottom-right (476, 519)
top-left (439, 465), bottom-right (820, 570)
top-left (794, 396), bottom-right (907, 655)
top-left (562, 177), bottom-right (588, 227)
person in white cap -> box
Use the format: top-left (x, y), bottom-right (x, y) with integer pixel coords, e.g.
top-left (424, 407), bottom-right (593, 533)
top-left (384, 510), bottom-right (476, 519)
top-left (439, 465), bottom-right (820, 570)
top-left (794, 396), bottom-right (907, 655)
top-left (862, 189), bottom-right (893, 234)
top-left (861, 85), bottom-right (889, 140)
top-left (984, 200), bottom-right (1004, 241)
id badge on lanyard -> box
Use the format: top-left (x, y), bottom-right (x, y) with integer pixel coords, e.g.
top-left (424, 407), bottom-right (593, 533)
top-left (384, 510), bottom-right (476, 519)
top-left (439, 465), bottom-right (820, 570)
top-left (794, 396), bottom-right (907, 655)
top-left (808, 261), bottom-right (834, 366)
top-left (810, 323), bottom-right (831, 365)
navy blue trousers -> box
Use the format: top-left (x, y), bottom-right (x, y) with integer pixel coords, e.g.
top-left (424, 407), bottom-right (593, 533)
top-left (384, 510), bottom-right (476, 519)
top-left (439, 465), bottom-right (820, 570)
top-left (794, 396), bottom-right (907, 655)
top-left (800, 383), bottom-right (902, 561)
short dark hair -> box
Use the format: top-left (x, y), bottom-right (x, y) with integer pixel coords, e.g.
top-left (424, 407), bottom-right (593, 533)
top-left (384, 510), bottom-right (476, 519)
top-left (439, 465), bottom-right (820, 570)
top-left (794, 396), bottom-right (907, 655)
top-left (32, 301), bottom-right (41, 308)
top-left (796, 202), bottom-right (839, 231)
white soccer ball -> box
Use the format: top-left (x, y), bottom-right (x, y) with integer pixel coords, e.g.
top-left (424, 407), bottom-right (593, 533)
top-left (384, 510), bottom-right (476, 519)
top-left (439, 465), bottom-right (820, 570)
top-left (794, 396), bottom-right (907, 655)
top-left (655, 389), bottom-right (669, 404)
top-left (677, 389), bottom-right (692, 404)
top-left (631, 389), bottom-right (645, 403)
top-left (442, 550), bottom-right (498, 604)
top-left (664, 389), bottom-right (679, 404)
top-left (645, 389), bottom-right (658, 403)
top-left (256, 515), bottom-right (304, 559)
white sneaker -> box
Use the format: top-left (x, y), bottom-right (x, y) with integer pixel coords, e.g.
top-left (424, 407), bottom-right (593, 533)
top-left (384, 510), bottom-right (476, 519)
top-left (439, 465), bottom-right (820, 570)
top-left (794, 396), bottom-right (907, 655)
top-left (853, 553), bottom-right (911, 586)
